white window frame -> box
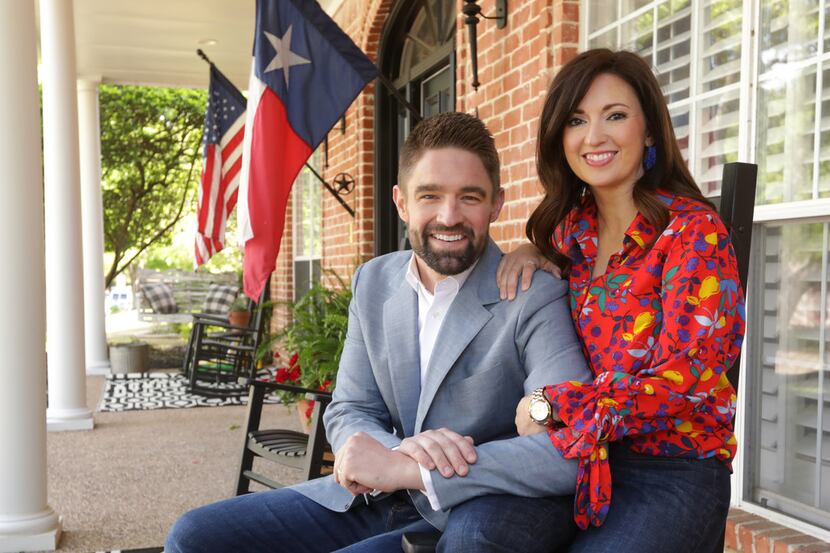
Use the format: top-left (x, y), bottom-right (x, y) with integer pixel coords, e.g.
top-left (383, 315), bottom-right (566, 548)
top-left (292, 153), bottom-right (322, 302)
top-left (580, 0), bottom-right (830, 540)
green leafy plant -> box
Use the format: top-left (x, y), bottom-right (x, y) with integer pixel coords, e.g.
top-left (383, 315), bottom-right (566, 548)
top-left (260, 274), bottom-right (351, 404)
top-left (229, 297), bottom-right (249, 313)
top-left (170, 321), bottom-right (193, 342)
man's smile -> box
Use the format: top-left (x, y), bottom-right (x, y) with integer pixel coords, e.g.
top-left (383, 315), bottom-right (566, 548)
top-left (431, 232), bottom-right (467, 243)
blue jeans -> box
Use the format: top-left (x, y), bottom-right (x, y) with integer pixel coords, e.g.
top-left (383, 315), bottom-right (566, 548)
top-left (565, 440), bottom-right (731, 553)
top-left (165, 488), bottom-right (576, 553)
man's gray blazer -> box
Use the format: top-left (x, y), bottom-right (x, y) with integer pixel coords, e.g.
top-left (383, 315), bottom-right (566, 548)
top-left (291, 239), bottom-right (590, 530)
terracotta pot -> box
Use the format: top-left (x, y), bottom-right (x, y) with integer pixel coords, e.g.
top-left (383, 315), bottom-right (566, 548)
top-left (228, 310), bottom-right (251, 327)
top-left (296, 398), bottom-right (313, 433)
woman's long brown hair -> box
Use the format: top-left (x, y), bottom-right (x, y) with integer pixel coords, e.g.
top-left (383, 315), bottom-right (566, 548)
top-left (527, 49), bottom-right (713, 275)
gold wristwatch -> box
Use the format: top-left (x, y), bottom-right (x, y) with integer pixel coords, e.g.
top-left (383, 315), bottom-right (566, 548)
top-left (528, 387), bottom-right (554, 426)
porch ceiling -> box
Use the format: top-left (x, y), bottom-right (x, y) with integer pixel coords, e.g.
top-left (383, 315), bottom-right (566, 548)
top-left (70, 0), bottom-right (255, 90)
top-left (59, 0), bottom-right (343, 92)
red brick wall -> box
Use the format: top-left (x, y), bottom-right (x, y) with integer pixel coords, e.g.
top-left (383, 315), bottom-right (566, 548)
top-left (319, 0), bottom-right (392, 283)
top-left (725, 508), bottom-right (830, 553)
top-left (456, 0), bottom-right (579, 253)
top-left (269, 197), bottom-right (293, 335)
top-left (317, 2), bottom-right (373, 283)
top-left (271, 0), bottom-right (580, 329)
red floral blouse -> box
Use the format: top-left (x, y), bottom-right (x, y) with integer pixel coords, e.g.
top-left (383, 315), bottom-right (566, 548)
top-left (544, 190), bottom-right (745, 530)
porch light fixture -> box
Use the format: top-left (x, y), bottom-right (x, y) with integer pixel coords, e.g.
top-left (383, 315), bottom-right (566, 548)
top-left (462, 0), bottom-right (507, 91)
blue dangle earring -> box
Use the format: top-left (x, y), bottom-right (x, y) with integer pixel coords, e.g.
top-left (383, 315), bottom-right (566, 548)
top-left (643, 144), bottom-right (657, 171)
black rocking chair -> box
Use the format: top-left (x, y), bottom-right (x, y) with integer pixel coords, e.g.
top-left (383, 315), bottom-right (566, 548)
top-left (183, 285), bottom-right (270, 397)
top-left (234, 379), bottom-right (334, 495)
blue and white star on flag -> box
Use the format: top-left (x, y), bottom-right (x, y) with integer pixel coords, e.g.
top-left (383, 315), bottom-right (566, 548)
top-left (263, 25), bottom-right (310, 88)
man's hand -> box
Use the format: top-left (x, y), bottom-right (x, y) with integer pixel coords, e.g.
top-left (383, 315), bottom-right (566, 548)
top-left (334, 432), bottom-right (423, 495)
top-left (515, 395), bottom-right (549, 436)
top-left (398, 428), bottom-right (477, 478)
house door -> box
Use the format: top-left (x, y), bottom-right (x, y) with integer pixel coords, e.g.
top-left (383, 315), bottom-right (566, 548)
top-left (374, 0), bottom-right (456, 256)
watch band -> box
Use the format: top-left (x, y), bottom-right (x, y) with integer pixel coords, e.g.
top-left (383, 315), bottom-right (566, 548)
top-left (529, 387), bottom-right (553, 426)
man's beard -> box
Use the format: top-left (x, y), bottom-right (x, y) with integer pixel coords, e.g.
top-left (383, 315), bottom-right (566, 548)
top-left (409, 223), bottom-right (485, 276)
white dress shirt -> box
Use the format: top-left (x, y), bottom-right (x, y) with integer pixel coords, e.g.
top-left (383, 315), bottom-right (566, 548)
top-left (404, 253), bottom-right (477, 511)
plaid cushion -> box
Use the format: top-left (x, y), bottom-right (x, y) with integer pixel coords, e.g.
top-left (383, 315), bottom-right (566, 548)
top-left (141, 283), bottom-right (178, 314)
top-left (203, 283), bottom-right (240, 314)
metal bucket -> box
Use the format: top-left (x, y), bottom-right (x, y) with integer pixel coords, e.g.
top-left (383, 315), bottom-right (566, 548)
top-left (108, 342), bottom-right (150, 374)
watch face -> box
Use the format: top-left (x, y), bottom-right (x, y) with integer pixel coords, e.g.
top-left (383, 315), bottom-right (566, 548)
top-left (530, 400), bottom-right (551, 422)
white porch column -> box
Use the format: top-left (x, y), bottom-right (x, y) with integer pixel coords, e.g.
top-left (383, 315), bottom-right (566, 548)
top-left (0, 1), bottom-right (63, 551)
top-left (40, 0), bottom-right (94, 432)
top-left (77, 79), bottom-right (111, 375)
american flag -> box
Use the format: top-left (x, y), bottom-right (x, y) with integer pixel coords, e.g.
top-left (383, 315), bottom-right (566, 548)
top-left (194, 65), bottom-right (247, 267)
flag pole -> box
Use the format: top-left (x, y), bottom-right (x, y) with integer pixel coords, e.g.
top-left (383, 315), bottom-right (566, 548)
top-left (376, 73), bottom-right (422, 124)
top-left (196, 48), bottom-right (214, 67)
top-left (195, 50), bottom-right (356, 217)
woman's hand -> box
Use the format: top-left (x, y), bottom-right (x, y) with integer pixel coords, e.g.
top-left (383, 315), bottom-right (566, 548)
top-left (515, 395), bottom-right (548, 436)
top-left (496, 243), bottom-right (560, 300)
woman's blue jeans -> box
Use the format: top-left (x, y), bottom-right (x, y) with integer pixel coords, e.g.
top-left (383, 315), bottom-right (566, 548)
top-left (565, 440), bottom-right (732, 553)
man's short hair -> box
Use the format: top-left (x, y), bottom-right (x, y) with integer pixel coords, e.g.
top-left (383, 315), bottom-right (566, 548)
top-left (398, 112), bottom-right (500, 193)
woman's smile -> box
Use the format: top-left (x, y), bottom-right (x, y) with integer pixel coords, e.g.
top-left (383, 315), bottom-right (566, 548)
top-left (582, 151), bottom-right (617, 167)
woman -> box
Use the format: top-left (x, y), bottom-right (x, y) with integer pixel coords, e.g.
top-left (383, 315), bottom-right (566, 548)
top-left (499, 49), bottom-right (744, 551)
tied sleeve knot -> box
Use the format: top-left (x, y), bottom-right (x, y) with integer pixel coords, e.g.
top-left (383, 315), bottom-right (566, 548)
top-left (546, 372), bottom-right (635, 529)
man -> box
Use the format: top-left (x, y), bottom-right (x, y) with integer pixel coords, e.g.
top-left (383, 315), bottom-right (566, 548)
top-left (166, 112), bottom-right (590, 552)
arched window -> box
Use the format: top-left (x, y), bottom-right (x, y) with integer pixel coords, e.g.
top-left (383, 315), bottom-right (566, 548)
top-left (374, 0), bottom-right (456, 256)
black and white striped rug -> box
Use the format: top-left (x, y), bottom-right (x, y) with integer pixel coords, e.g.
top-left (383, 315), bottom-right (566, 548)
top-left (97, 371), bottom-right (281, 412)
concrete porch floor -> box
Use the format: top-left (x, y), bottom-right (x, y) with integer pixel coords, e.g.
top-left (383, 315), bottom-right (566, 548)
top-left (40, 373), bottom-right (303, 553)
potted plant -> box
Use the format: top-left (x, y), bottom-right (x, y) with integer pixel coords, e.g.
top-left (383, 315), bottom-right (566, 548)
top-left (228, 296), bottom-right (251, 327)
top-left (260, 275), bottom-right (351, 431)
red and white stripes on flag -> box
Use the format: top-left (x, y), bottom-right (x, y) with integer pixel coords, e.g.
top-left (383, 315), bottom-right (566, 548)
top-left (195, 65), bottom-right (248, 267)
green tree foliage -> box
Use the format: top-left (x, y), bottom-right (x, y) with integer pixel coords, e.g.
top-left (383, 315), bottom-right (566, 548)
top-left (100, 84), bottom-right (206, 288)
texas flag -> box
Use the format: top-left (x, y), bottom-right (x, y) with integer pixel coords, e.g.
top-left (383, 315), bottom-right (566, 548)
top-left (237, 0), bottom-right (377, 300)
